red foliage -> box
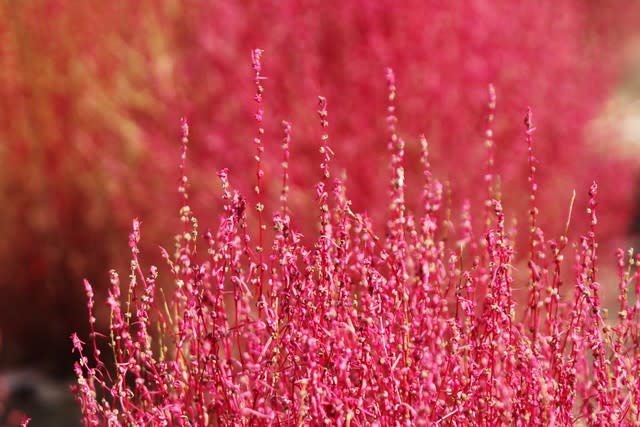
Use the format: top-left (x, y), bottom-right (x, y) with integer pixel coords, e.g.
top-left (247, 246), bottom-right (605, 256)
top-left (73, 103), bottom-right (640, 424)
top-left (0, 1), bottom-right (638, 372)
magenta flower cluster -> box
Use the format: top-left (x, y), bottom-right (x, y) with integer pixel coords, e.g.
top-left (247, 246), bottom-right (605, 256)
top-left (72, 53), bottom-right (640, 426)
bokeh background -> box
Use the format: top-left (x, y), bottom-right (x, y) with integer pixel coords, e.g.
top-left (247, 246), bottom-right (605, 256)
top-left (1, 1), bottom-right (640, 425)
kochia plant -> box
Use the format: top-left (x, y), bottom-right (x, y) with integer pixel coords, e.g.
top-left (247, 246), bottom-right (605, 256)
top-left (2, 0), bottom-right (638, 373)
top-left (73, 54), bottom-right (640, 426)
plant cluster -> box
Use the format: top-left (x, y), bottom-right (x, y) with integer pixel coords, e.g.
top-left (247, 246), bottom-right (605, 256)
top-left (1, 1), bottom-right (638, 370)
top-left (73, 56), bottom-right (640, 426)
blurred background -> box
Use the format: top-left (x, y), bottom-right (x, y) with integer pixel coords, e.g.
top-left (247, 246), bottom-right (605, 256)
top-left (1, 0), bottom-right (639, 425)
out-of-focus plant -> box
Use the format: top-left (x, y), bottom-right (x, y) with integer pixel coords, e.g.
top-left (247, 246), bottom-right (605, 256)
top-left (1, 0), bottom-right (638, 371)
top-left (0, 0), bottom-right (183, 369)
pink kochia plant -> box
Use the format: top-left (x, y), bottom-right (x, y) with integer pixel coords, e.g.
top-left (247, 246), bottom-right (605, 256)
top-left (72, 52), bottom-right (640, 426)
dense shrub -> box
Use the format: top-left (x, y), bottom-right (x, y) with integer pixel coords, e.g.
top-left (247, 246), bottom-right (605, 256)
top-left (1, 1), bottom-right (638, 370)
top-left (73, 60), bottom-right (640, 425)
